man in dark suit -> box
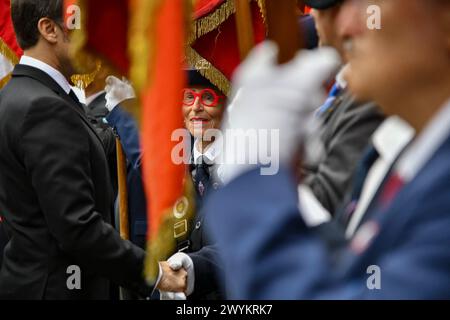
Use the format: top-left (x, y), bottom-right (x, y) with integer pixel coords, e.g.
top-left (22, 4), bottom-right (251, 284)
top-left (0, 0), bottom-right (152, 299)
top-left (204, 0), bottom-right (450, 299)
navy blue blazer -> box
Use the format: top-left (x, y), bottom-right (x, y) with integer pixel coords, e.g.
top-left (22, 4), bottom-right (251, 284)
top-left (106, 106), bottom-right (147, 249)
top-left (204, 135), bottom-right (450, 299)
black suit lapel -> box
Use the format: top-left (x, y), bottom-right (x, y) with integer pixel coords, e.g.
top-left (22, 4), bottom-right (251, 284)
top-left (12, 64), bottom-right (104, 146)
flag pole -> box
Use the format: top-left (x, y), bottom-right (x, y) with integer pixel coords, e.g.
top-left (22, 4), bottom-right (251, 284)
top-left (265, 0), bottom-right (303, 64)
top-left (116, 138), bottom-right (130, 240)
top-left (234, 0), bottom-right (255, 60)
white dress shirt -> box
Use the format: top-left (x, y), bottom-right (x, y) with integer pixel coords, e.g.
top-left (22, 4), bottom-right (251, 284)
top-left (193, 138), bottom-right (221, 164)
top-left (345, 116), bottom-right (415, 238)
top-left (193, 138), bottom-right (224, 183)
top-left (396, 99), bottom-right (450, 184)
top-left (299, 116), bottom-right (415, 230)
top-left (19, 55), bottom-right (71, 94)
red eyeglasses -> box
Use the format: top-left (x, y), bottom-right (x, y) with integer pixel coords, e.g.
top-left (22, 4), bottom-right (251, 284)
top-left (182, 88), bottom-right (224, 107)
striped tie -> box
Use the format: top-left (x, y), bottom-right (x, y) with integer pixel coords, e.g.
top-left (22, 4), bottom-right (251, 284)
top-left (316, 83), bottom-right (343, 117)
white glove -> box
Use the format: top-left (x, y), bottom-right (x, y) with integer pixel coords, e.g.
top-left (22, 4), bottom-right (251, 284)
top-left (219, 41), bottom-right (341, 184)
top-left (167, 252), bottom-right (195, 297)
top-left (159, 291), bottom-right (187, 300)
top-left (104, 75), bottom-right (136, 111)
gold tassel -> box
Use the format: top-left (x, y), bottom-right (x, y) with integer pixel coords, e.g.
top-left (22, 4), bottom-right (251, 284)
top-left (0, 73), bottom-right (12, 89)
top-left (70, 60), bottom-right (102, 90)
top-left (0, 39), bottom-right (17, 90)
top-left (0, 38), bottom-right (19, 65)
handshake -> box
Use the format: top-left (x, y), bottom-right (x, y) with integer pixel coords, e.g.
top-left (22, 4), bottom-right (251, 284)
top-left (156, 252), bottom-right (195, 300)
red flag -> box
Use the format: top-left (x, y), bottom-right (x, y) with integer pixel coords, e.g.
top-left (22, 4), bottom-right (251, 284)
top-left (187, 0), bottom-right (266, 95)
top-left (141, 0), bottom-right (190, 282)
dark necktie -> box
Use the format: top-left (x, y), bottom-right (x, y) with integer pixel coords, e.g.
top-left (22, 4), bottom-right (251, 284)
top-left (342, 145), bottom-right (380, 225)
top-left (193, 156), bottom-right (212, 198)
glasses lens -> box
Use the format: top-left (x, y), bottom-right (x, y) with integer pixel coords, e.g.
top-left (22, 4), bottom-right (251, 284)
top-left (201, 89), bottom-right (216, 107)
top-left (183, 89), bottom-right (195, 105)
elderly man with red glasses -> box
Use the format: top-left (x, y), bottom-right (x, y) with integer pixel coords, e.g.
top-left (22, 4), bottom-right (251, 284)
top-left (156, 69), bottom-right (227, 300)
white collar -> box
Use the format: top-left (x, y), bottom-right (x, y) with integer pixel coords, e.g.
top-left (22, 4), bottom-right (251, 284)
top-left (193, 138), bottom-right (221, 164)
top-left (19, 55), bottom-right (71, 94)
top-left (397, 99), bottom-right (450, 182)
top-left (372, 116), bottom-right (415, 163)
top-left (86, 90), bottom-right (105, 106)
top-left (335, 64), bottom-right (348, 89)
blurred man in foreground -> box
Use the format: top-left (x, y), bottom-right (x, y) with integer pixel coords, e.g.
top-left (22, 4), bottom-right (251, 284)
top-left (205, 0), bottom-right (450, 299)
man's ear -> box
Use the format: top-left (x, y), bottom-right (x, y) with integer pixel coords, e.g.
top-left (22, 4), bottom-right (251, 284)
top-left (37, 18), bottom-right (58, 44)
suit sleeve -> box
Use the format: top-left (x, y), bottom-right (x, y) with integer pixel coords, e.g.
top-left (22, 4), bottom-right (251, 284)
top-left (188, 244), bottom-right (224, 298)
top-left (205, 166), bottom-right (450, 299)
top-left (303, 102), bottom-right (384, 213)
top-left (20, 97), bottom-right (151, 296)
top-left (106, 106), bottom-right (141, 168)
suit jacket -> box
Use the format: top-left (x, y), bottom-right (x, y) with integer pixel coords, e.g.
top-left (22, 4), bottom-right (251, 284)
top-left (0, 218), bottom-right (6, 268)
top-left (303, 91), bottom-right (384, 214)
top-left (186, 201), bottom-right (224, 300)
top-left (204, 134), bottom-right (450, 299)
top-left (180, 148), bottom-right (224, 299)
top-left (0, 65), bottom-right (151, 299)
top-left (84, 94), bottom-right (118, 197)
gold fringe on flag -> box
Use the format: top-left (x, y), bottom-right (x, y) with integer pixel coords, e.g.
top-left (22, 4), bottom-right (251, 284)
top-left (0, 38), bottom-right (19, 89)
top-left (186, 0), bottom-right (265, 96)
top-left (128, 0), bottom-right (161, 95)
top-left (0, 73), bottom-right (12, 89)
top-left (0, 38), bottom-right (19, 65)
top-left (186, 45), bottom-right (231, 96)
top-left (188, 0), bottom-right (235, 44)
top-left (71, 60), bottom-right (102, 90)
top-left (188, 0), bottom-right (266, 44)
top-left (67, 0), bottom-right (106, 90)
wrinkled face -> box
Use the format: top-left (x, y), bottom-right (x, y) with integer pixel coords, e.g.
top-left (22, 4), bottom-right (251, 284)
top-left (337, 0), bottom-right (450, 114)
top-left (182, 86), bottom-right (226, 138)
top-left (311, 5), bottom-right (344, 55)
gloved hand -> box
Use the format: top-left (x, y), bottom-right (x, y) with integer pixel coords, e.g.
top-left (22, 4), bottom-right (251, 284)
top-left (159, 291), bottom-right (187, 300)
top-left (158, 252), bottom-right (195, 301)
top-left (219, 41), bottom-right (341, 184)
top-left (167, 252), bottom-right (195, 296)
top-left (104, 75), bottom-right (136, 111)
